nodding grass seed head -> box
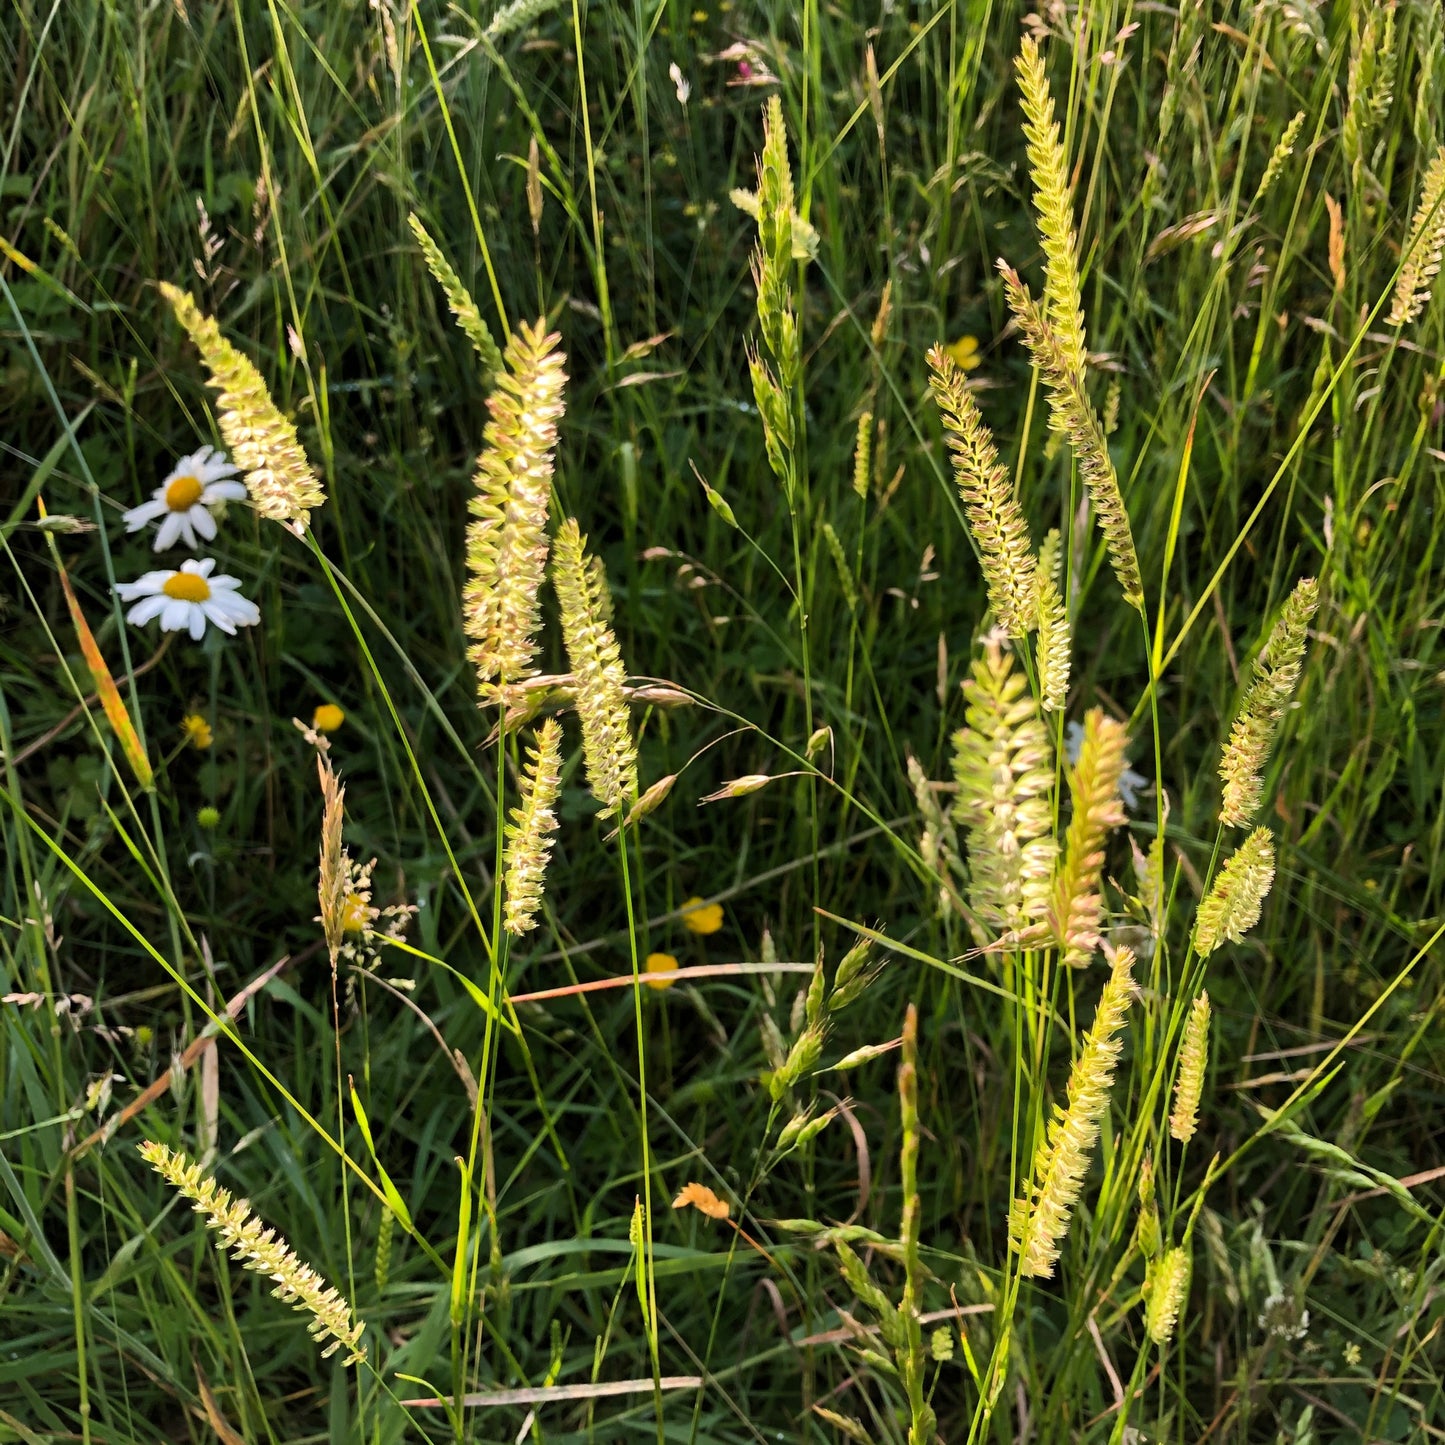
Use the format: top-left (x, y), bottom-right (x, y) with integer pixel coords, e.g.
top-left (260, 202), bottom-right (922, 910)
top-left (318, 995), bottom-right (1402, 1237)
top-left (950, 637), bottom-right (1056, 940)
top-left (1170, 990), bottom-right (1211, 1143)
top-left (407, 212), bottom-right (503, 377)
top-left (927, 346), bottom-right (1038, 637)
top-left (1009, 947), bottom-right (1137, 1279)
top-left (463, 320), bottom-right (568, 709)
top-left (139, 1141), bottom-right (365, 1364)
top-left (1048, 708), bottom-right (1128, 967)
top-left (552, 519), bottom-right (637, 818)
top-left (1388, 145), bottom-right (1445, 326)
top-left (1015, 37), bottom-right (1087, 378)
top-left (1036, 529), bottom-right (1071, 713)
top-left (158, 283), bottom-right (324, 535)
top-left (1144, 1246), bottom-right (1191, 1346)
top-left (1193, 826), bottom-right (1275, 956)
top-left (999, 265), bottom-right (1143, 610)
top-left (503, 717), bottom-right (563, 936)
top-left (1218, 577), bottom-right (1318, 826)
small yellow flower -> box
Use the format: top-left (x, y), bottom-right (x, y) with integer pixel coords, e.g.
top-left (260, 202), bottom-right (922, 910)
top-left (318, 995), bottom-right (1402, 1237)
top-left (181, 714), bottom-right (213, 750)
top-left (681, 896), bottom-right (724, 935)
top-left (341, 892), bottom-right (369, 934)
top-left (943, 335), bottom-right (982, 371)
top-left (672, 1181), bottom-right (730, 1219)
top-left (645, 952), bottom-right (681, 989)
top-left (312, 703), bottom-right (346, 733)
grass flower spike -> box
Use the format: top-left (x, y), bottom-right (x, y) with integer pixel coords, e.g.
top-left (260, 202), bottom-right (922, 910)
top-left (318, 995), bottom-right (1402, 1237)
top-left (1218, 577), bottom-right (1318, 826)
top-left (123, 446), bottom-right (246, 550)
top-left (140, 1141), bottom-right (365, 1364)
top-left (407, 212), bottom-right (504, 376)
top-left (1010, 946), bottom-right (1137, 1279)
top-left (1015, 37), bottom-right (1087, 378)
top-left (1193, 826), bottom-right (1275, 956)
top-left (1035, 528), bottom-right (1071, 712)
top-left (114, 559), bottom-right (259, 639)
top-left (927, 346), bottom-right (1037, 637)
top-left (1388, 145), bottom-right (1445, 326)
top-left (158, 283), bottom-right (324, 535)
top-left (1170, 991), bottom-right (1210, 1143)
top-left (1144, 1246), bottom-right (1191, 1346)
top-left (1000, 265), bottom-right (1143, 610)
top-left (950, 636), bottom-right (1056, 940)
top-left (462, 319), bottom-right (567, 709)
top-left (1048, 708), bottom-right (1128, 967)
top-left (503, 717), bottom-right (563, 935)
top-left (552, 518), bottom-right (638, 818)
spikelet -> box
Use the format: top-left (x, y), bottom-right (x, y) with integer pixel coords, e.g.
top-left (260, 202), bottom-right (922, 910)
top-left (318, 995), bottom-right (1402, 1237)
top-left (909, 754), bottom-right (963, 918)
top-left (753, 94), bottom-right (801, 389)
top-left (315, 746), bottom-right (347, 970)
top-left (1170, 991), bottom-right (1211, 1143)
top-left (1144, 1246), bottom-right (1191, 1346)
top-left (1255, 110), bottom-right (1307, 206)
top-left (852, 411), bottom-right (873, 500)
top-left (927, 346), bottom-right (1037, 637)
top-left (1035, 528), bottom-right (1070, 712)
top-left (1136, 1151), bottom-right (1161, 1260)
top-left (374, 1205), bottom-right (395, 1294)
top-left (158, 283), bottom-right (325, 535)
top-left (552, 519), bottom-right (637, 818)
top-left (1015, 37), bottom-right (1087, 379)
top-left (503, 717), bottom-right (563, 935)
top-left (1218, 577), bottom-right (1318, 826)
top-left (1388, 145), bottom-right (1445, 326)
top-left (1193, 827), bottom-right (1275, 956)
top-left (462, 320), bottom-right (567, 709)
top-left (139, 1141), bottom-right (365, 1364)
top-left (1046, 708), bottom-right (1128, 967)
top-left (407, 212), bottom-right (503, 377)
top-left (1000, 267), bottom-right (1142, 611)
top-left (950, 636), bottom-right (1056, 940)
top-left (1009, 946), bottom-right (1137, 1279)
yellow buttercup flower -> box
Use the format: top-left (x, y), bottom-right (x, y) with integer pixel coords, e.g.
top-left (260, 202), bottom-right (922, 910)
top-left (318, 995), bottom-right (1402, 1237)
top-left (181, 713), bottom-right (213, 750)
top-left (943, 335), bottom-right (982, 371)
top-left (681, 896), bottom-right (724, 935)
top-left (313, 703), bottom-right (345, 733)
top-left (645, 952), bottom-right (681, 990)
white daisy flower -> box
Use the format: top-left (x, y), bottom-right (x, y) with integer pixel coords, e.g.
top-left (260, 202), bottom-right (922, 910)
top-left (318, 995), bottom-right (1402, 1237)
top-left (123, 446), bottom-right (248, 551)
top-left (114, 559), bottom-right (260, 641)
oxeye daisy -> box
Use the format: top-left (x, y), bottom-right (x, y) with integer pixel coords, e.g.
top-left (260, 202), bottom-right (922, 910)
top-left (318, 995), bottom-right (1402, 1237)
top-left (114, 559), bottom-right (260, 641)
top-left (123, 446), bottom-right (248, 551)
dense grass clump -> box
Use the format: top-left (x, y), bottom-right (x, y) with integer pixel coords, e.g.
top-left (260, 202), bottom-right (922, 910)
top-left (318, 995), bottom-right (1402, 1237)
top-left (4, 1), bottom-right (1445, 1440)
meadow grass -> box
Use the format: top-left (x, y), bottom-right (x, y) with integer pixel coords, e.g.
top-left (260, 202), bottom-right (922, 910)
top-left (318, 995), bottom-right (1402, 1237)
top-left (3, 0), bottom-right (1445, 1440)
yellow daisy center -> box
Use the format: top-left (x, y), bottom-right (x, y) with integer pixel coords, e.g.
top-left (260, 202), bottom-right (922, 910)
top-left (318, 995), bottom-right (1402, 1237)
top-left (341, 893), bottom-right (369, 933)
top-left (162, 572), bottom-right (211, 602)
top-left (164, 474), bottom-right (204, 511)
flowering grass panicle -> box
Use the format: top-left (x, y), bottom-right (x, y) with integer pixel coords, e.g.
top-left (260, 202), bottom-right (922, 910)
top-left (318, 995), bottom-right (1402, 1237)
top-left (552, 518), bottom-right (637, 818)
top-left (1170, 990), bottom-right (1211, 1143)
top-left (140, 1141), bottom-right (365, 1364)
top-left (1193, 827), bottom-right (1276, 956)
top-left (927, 347), bottom-right (1037, 637)
top-left (950, 637), bottom-right (1056, 939)
top-left (1047, 708), bottom-right (1128, 967)
top-left (1009, 946), bottom-right (1137, 1279)
top-left (1388, 145), bottom-right (1445, 325)
top-left (1035, 528), bottom-right (1071, 712)
top-left (407, 211), bottom-right (503, 376)
top-left (1144, 1246), bottom-right (1191, 1346)
top-left (999, 265), bottom-right (1143, 610)
top-left (1218, 577), bottom-right (1318, 826)
top-left (503, 716), bottom-right (563, 935)
top-left (158, 283), bottom-right (325, 535)
top-left (463, 319), bottom-right (567, 709)
top-left (1015, 36), bottom-right (1087, 379)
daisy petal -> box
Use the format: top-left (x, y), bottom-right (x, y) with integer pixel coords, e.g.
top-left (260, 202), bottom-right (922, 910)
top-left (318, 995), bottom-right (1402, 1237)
top-left (203, 480), bottom-right (247, 503)
top-left (125, 595), bottom-right (169, 626)
top-left (154, 512), bottom-right (185, 551)
top-left (192, 506), bottom-right (217, 541)
top-left (188, 607), bottom-right (207, 641)
top-left (160, 599), bottom-right (192, 633)
top-left (122, 499), bottom-right (168, 532)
